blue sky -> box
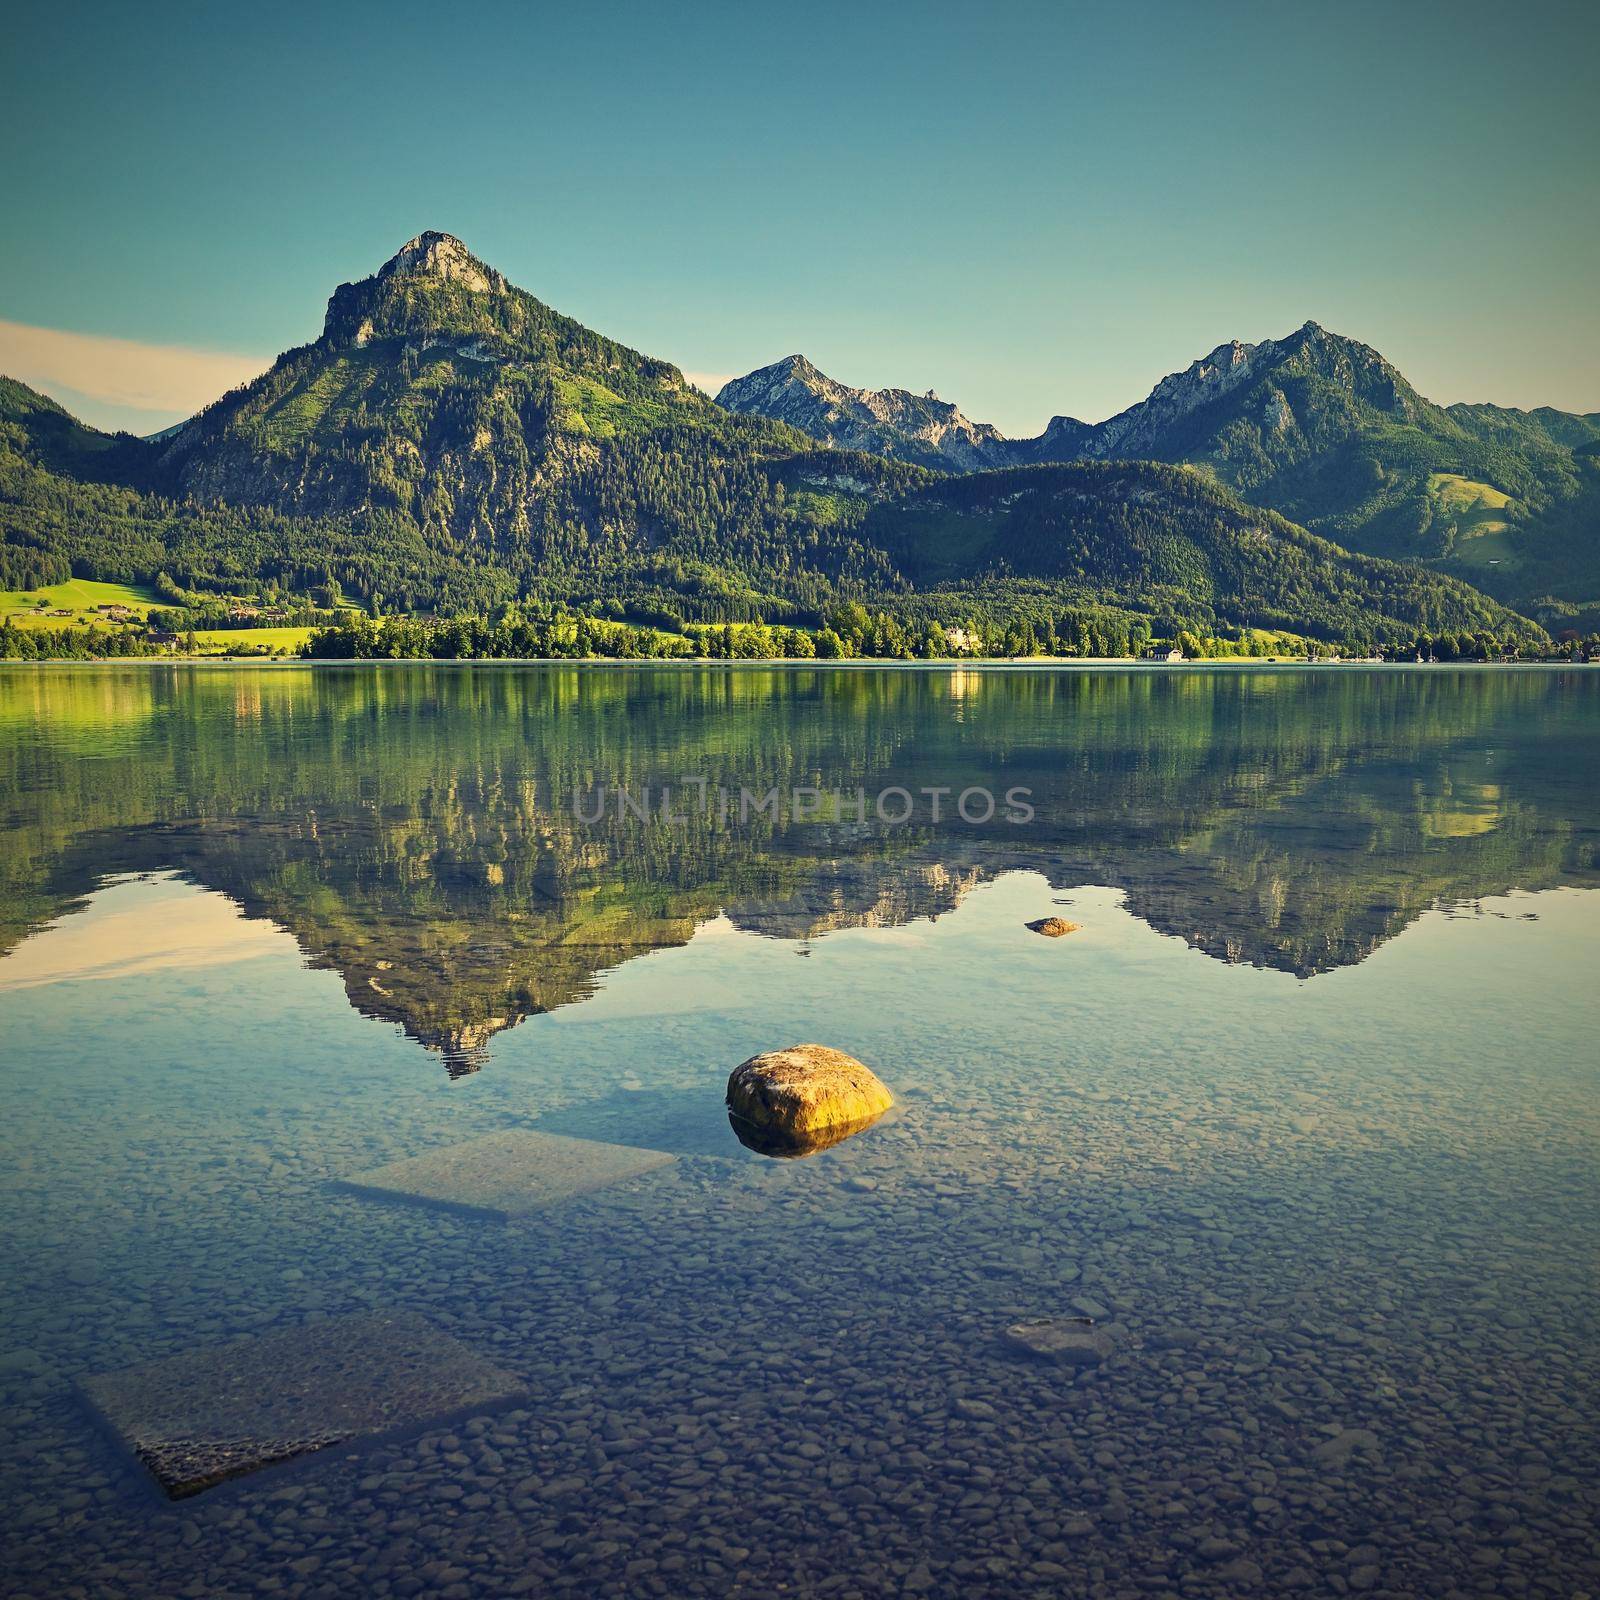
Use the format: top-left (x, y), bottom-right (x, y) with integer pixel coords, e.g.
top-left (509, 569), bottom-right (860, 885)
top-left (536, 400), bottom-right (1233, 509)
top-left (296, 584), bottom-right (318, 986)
top-left (2, 0), bottom-right (1596, 434)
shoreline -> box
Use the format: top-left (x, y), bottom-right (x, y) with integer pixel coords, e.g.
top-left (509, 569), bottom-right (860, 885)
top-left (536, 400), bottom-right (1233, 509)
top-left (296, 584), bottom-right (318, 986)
top-left (1, 657), bottom-right (1591, 672)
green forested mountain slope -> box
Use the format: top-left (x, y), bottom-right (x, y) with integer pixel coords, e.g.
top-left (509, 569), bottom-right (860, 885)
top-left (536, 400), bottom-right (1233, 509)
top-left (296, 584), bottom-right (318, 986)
top-left (720, 324), bottom-right (1600, 626)
top-left (0, 238), bottom-right (1552, 647)
top-left (160, 232), bottom-right (803, 524)
top-left (1062, 323), bottom-right (1600, 624)
top-left (860, 462), bottom-right (1537, 646)
top-left (0, 377), bottom-right (145, 478)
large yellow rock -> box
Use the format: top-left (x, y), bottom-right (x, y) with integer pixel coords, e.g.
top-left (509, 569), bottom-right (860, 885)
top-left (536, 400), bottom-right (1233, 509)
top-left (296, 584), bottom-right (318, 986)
top-left (726, 1044), bottom-right (893, 1151)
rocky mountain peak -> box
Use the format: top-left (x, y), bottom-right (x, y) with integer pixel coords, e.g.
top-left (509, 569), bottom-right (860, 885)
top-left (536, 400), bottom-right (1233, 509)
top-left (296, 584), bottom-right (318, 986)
top-left (321, 233), bottom-right (515, 343)
top-left (1091, 337), bottom-right (1264, 455)
top-left (379, 232), bottom-right (507, 294)
top-left (1087, 321), bottom-right (1421, 455)
top-left (717, 355), bottom-right (1010, 471)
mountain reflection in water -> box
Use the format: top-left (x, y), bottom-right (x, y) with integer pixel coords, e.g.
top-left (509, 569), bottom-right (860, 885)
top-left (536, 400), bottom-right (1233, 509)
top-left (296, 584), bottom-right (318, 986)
top-left (1, 664), bottom-right (1595, 1074)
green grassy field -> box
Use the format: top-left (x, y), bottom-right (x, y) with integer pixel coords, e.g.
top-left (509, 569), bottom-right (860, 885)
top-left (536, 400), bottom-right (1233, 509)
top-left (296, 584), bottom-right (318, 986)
top-left (0, 578), bottom-right (162, 628)
top-left (1235, 627), bottom-right (1312, 656)
top-left (551, 372), bottom-right (673, 441)
top-left (1428, 473), bottom-right (1520, 569)
top-left (1, 582), bottom-right (317, 654)
top-left (192, 627), bottom-right (315, 655)
top-left (783, 488), bottom-right (865, 529)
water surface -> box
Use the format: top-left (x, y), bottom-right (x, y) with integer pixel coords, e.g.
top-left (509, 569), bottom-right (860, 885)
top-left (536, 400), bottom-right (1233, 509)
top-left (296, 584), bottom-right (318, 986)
top-left (1, 665), bottom-right (1597, 1598)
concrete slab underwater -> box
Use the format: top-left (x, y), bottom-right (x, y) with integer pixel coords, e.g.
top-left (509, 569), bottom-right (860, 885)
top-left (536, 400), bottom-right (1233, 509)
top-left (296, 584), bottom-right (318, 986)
top-left (336, 1127), bottom-right (676, 1219)
top-left (79, 1310), bottom-right (525, 1499)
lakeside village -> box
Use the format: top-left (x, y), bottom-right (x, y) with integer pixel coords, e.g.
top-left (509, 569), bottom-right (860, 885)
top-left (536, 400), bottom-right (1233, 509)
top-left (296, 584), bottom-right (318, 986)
top-left (3, 585), bottom-right (1598, 665)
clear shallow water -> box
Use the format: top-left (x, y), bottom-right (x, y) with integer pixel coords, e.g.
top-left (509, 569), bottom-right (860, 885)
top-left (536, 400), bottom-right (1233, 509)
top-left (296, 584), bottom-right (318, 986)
top-left (1, 664), bottom-right (1597, 1598)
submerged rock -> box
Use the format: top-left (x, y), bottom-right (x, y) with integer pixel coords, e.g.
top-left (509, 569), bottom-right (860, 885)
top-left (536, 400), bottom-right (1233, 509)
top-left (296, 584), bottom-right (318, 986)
top-left (726, 1044), bottom-right (893, 1154)
top-left (1310, 1426), bottom-right (1381, 1467)
top-left (1001, 1317), bottom-right (1115, 1367)
top-left (1027, 917), bottom-right (1081, 937)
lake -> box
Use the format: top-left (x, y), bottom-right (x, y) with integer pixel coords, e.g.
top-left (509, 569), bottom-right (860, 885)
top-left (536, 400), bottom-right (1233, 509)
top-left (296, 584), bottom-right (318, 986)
top-left (1, 664), bottom-right (1597, 1598)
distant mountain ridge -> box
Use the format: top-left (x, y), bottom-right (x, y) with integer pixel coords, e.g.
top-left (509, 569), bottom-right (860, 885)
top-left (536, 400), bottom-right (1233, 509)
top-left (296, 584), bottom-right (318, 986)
top-left (718, 326), bottom-right (1600, 622)
top-left (716, 356), bottom-right (1008, 472)
top-left (1036, 321), bottom-right (1425, 462)
top-left (720, 323), bottom-right (1600, 471)
top-left (717, 322), bottom-right (1425, 468)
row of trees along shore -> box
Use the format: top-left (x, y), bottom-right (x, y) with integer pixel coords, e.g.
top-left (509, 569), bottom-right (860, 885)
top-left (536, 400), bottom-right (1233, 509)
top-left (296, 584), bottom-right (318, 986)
top-left (7, 606), bottom-right (1597, 663)
top-left (298, 610), bottom-right (1566, 663)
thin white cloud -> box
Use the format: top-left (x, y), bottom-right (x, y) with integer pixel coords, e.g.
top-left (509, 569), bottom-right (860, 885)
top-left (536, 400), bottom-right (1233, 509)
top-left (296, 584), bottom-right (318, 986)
top-left (683, 370), bottom-right (735, 398)
top-left (0, 319), bottom-right (268, 425)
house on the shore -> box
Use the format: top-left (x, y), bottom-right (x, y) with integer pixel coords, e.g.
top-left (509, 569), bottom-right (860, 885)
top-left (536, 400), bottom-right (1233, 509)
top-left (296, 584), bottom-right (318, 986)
top-left (1145, 646), bottom-right (1184, 663)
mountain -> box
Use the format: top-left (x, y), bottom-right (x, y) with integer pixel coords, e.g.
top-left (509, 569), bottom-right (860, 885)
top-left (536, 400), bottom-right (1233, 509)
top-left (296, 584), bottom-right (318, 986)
top-left (715, 356), bottom-right (1009, 471)
top-left (1023, 321), bottom-right (1416, 463)
top-left (719, 325), bottom-right (1600, 624)
top-left (158, 230), bottom-right (736, 523)
top-left (1032, 322), bottom-right (1600, 626)
top-left (716, 326), bottom-right (1447, 467)
top-left (1, 234), bottom-right (928, 616)
top-left (0, 238), bottom-right (1548, 647)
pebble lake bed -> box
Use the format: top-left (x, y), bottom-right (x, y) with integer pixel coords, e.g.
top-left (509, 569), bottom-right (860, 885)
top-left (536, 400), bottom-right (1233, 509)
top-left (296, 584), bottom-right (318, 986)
top-left (0, 665), bottom-right (1596, 1598)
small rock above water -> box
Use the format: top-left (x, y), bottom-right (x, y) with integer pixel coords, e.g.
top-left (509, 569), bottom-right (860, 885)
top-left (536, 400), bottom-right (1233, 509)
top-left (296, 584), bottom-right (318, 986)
top-left (1027, 917), bottom-right (1081, 937)
top-left (1001, 1317), bottom-right (1115, 1367)
top-left (726, 1043), bottom-right (893, 1157)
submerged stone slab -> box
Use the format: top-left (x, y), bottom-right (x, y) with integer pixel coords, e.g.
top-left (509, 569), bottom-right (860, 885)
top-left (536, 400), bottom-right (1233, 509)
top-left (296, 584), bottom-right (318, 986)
top-left (80, 1311), bottom-right (523, 1499)
top-left (337, 1128), bottom-right (675, 1219)
top-left (1001, 1317), bottom-right (1115, 1367)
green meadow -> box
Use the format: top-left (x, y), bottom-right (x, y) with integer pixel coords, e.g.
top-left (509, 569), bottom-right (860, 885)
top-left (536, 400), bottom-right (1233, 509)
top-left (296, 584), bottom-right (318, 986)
top-left (0, 578), bottom-right (161, 628)
top-left (1427, 473), bottom-right (1520, 569)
